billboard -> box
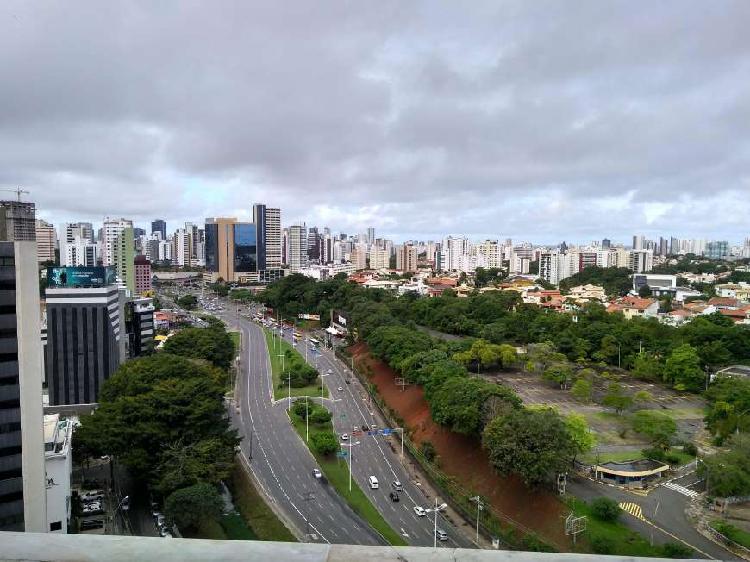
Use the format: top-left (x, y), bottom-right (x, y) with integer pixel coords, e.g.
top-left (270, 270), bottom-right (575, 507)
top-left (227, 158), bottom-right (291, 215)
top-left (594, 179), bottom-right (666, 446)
top-left (298, 313), bottom-right (321, 321)
top-left (47, 266), bottom-right (117, 288)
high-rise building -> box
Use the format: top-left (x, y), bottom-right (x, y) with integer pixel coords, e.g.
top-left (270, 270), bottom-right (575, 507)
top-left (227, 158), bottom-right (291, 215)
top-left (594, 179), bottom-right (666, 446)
top-left (440, 236), bottom-right (470, 272)
top-left (45, 266), bottom-right (122, 406)
top-left (350, 244), bottom-right (368, 270)
top-left (366, 227), bottom-right (375, 245)
top-left (151, 220), bottom-right (166, 241)
top-left (101, 218), bottom-right (133, 267)
top-left (629, 249), bottom-right (654, 273)
top-left (601, 238), bottom-right (611, 250)
top-left (205, 218), bottom-right (259, 281)
top-left (307, 227), bottom-right (321, 264)
top-left (60, 223), bottom-right (97, 267)
top-left (632, 235), bottom-right (645, 251)
top-left (0, 240), bottom-right (47, 532)
top-left (287, 224), bottom-right (308, 272)
top-left (395, 244), bottom-right (418, 273)
top-left (369, 246), bottom-right (389, 269)
top-left (35, 220), bottom-right (56, 264)
top-left (0, 200), bottom-right (36, 241)
top-left (134, 255), bottom-right (152, 294)
top-left (112, 226), bottom-right (135, 294)
top-left (705, 240), bottom-right (728, 260)
top-left (125, 297), bottom-right (154, 358)
top-left (252, 204), bottom-right (282, 272)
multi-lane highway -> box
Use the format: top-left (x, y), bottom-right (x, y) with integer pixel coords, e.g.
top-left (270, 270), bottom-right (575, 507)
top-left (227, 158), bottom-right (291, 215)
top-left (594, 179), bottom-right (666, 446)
top-left (274, 322), bottom-right (474, 548)
top-left (223, 311), bottom-right (384, 546)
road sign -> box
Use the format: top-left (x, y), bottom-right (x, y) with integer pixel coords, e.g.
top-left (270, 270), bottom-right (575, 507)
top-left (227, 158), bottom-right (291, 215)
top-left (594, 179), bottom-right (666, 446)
top-left (337, 451), bottom-right (348, 458)
top-left (380, 428), bottom-right (393, 435)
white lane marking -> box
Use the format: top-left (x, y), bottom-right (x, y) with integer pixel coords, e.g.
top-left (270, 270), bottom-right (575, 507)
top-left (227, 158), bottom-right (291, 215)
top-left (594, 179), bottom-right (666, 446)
top-left (663, 481), bottom-right (699, 498)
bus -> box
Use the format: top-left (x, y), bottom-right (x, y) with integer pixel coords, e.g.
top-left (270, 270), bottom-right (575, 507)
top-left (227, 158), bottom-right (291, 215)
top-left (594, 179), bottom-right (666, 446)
top-left (308, 337), bottom-right (321, 347)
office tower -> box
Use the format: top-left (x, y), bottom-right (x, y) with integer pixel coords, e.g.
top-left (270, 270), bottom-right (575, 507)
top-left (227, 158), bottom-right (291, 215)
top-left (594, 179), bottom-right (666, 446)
top-left (133, 227), bottom-right (145, 238)
top-left (287, 224), bottom-right (308, 272)
top-left (705, 240), bottom-right (728, 260)
top-left (252, 204), bottom-right (282, 272)
top-left (112, 226), bottom-right (135, 294)
top-left (395, 244), bottom-right (418, 273)
top-left (601, 238), bottom-right (611, 250)
top-left (35, 220), bottom-right (56, 263)
top-left (151, 220), bottom-right (166, 240)
top-left (632, 235), bottom-right (645, 250)
top-left (134, 255), bottom-right (152, 294)
top-left (0, 240), bottom-right (47, 532)
top-left (205, 218), bottom-right (258, 281)
top-left (307, 227), bottom-right (320, 263)
top-left (45, 266), bottom-right (121, 405)
top-left (366, 227), bottom-right (375, 245)
top-left (101, 218), bottom-right (133, 266)
top-left (0, 201), bottom-right (36, 241)
top-left (125, 297), bottom-right (154, 357)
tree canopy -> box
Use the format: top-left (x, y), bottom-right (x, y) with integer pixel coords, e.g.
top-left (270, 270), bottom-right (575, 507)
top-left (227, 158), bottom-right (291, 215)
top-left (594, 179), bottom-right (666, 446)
top-left (164, 483), bottom-right (224, 530)
top-left (163, 324), bottom-right (235, 370)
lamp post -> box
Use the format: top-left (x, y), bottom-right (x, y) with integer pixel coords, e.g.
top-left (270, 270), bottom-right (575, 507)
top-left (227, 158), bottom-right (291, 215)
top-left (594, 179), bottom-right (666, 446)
top-left (321, 373), bottom-right (330, 401)
top-left (340, 439), bottom-right (360, 492)
top-left (306, 396), bottom-right (309, 442)
top-left (426, 498), bottom-right (448, 548)
top-left (111, 495), bottom-right (130, 535)
top-left (470, 496), bottom-right (483, 545)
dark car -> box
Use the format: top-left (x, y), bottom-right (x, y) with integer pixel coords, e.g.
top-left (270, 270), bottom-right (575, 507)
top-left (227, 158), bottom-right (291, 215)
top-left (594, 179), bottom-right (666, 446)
top-left (389, 492), bottom-right (400, 502)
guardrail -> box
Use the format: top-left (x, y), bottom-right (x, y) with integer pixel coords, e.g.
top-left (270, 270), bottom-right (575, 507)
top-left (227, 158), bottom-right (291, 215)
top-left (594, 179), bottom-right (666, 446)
top-left (704, 523), bottom-right (750, 561)
top-left (335, 348), bottom-right (553, 552)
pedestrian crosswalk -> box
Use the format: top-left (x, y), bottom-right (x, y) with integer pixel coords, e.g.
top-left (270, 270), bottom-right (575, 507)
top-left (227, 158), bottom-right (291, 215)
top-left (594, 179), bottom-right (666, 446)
top-left (663, 481), bottom-right (700, 498)
top-left (619, 502), bottom-right (645, 521)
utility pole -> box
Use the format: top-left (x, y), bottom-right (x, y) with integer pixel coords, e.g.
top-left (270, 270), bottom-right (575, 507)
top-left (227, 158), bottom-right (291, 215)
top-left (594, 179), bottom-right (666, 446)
top-left (470, 496), bottom-right (483, 545)
top-left (306, 396), bottom-right (309, 442)
top-left (248, 430), bottom-right (253, 462)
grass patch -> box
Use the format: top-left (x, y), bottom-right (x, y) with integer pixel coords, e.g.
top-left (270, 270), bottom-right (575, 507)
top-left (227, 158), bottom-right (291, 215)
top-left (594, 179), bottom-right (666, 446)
top-left (567, 498), bottom-right (689, 557)
top-left (228, 459), bottom-right (296, 542)
top-left (711, 521), bottom-right (750, 549)
top-left (288, 410), bottom-right (407, 546)
top-left (220, 512), bottom-right (257, 540)
top-left (263, 328), bottom-right (328, 400)
top-left (185, 518), bottom-right (228, 540)
top-left (229, 331), bottom-right (240, 354)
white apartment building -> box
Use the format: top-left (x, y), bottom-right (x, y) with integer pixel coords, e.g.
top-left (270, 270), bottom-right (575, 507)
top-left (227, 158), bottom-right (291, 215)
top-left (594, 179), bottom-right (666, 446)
top-left (440, 236), bottom-right (471, 271)
top-left (59, 223), bottom-right (98, 267)
top-left (629, 249), bottom-right (654, 273)
top-left (44, 414), bottom-right (73, 534)
top-left (369, 246), bottom-right (389, 270)
top-left (350, 243), bottom-right (368, 270)
top-left (475, 240), bottom-right (502, 269)
top-left (539, 251), bottom-right (580, 285)
top-left (287, 224), bottom-right (308, 272)
top-left (101, 218), bottom-right (133, 266)
top-left (172, 228), bottom-right (190, 267)
top-left (395, 244), bottom-right (418, 273)
top-left (265, 207), bottom-right (282, 268)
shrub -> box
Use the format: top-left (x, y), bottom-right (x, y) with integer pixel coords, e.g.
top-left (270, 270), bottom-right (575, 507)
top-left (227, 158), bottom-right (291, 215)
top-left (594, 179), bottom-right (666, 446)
top-left (590, 497), bottom-right (621, 522)
top-left (310, 431), bottom-right (338, 456)
top-left (660, 542), bottom-right (694, 558)
top-left (421, 441), bottom-right (437, 463)
top-left (590, 534), bottom-right (614, 554)
top-left (682, 442), bottom-right (698, 457)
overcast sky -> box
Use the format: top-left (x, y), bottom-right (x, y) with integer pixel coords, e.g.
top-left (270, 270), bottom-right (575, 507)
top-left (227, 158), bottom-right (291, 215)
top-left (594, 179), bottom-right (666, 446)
top-left (2, 1), bottom-right (749, 244)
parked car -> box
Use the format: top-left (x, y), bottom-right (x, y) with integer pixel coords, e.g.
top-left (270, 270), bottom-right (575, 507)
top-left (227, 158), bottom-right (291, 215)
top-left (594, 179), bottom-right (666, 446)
top-left (389, 492), bottom-right (400, 502)
top-left (341, 433), bottom-right (349, 441)
top-left (312, 468), bottom-right (322, 479)
top-left (337, 387), bottom-right (343, 392)
top-left (413, 506), bottom-right (426, 517)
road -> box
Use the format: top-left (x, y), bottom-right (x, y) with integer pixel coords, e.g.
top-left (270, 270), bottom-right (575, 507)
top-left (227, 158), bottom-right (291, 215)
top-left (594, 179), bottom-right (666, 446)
top-left (275, 323), bottom-right (474, 548)
top-left (221, 311), bottom-right (386, 546)
top-left (567, 472), bottom-right (738, 560)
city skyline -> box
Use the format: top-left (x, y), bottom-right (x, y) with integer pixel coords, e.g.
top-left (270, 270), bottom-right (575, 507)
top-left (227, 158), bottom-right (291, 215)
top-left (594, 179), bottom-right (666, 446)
top-left (3, 1), bottom-right (749, 241)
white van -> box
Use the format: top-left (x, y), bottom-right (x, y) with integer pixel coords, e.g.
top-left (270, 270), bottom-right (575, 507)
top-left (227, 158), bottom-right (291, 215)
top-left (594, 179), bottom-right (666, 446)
top-left (368, 476), bottom-right (379, 489)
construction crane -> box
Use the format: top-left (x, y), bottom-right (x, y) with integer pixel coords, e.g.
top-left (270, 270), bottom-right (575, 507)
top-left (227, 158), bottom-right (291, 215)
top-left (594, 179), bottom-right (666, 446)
top-left (0, 187), bottom-right (30, 201)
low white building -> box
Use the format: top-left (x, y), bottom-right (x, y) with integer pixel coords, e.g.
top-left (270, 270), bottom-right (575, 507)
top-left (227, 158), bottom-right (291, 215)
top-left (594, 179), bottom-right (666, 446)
top-left (44, 414), bottom-right (73, 534)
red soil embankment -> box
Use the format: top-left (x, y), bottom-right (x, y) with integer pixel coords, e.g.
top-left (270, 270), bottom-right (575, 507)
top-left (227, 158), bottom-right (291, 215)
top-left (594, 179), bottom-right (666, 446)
top-left (350, 342), bottom-right (568, 548)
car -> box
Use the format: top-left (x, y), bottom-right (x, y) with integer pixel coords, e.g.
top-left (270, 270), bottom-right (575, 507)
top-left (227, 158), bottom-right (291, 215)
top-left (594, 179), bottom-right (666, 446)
top-left (362, 424), bottom-right (369, 431)
top-left (341, 433), bottom-right (349, 441)
top-left (345, 379), bottom-right (350, 384)
top-left (371, 424), bottom-right (378, 431)
top-left (327, 369), bottom-right (333, 374)
top-left (389, 492), bottom-right (400, 502)
top-left (353, 426), bottom-right (359, 432)
top-left (312, 468), bottom-right (322, 479)
top-left (391, 480), bottom-right (403, 491)
top-left (337, 387), bottom-right (343, 392)
top-left (159, 527), bottom-right (172, 537)
top-left (413, 506), bottom-right (426, 517)
top-left (156, 514), bottom-right (166, 529)
top-left (436, 529), bottom-right (448, 541)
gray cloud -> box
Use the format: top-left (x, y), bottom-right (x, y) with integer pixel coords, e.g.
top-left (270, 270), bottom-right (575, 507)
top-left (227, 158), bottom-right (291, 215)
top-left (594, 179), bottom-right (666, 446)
top-left (1, 0), bottom-right (749, 243)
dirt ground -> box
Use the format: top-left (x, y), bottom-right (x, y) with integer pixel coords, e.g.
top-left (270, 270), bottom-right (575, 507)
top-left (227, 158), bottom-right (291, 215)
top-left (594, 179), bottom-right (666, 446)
top-left (350, 343), bottom-right (569, 549)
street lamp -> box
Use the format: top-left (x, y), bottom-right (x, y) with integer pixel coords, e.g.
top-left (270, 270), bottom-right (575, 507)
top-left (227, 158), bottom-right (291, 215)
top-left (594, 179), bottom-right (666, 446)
top-left (111, 495), bottom-right (130, 534)
top-left (469, 496), bottom-right (483, 545)
top-left (340, 440), bottom-right (361, 492)
top-left (320, 373), bottom-right (330, 401)
top-left (426, 498), bottom-right (448, 548)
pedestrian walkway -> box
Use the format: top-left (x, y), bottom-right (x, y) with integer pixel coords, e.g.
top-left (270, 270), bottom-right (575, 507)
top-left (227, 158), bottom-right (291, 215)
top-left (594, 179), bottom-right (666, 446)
top-left (662, 481), bottom-right (700, 498)
top-left (619, 502), bottom-right (645, 521)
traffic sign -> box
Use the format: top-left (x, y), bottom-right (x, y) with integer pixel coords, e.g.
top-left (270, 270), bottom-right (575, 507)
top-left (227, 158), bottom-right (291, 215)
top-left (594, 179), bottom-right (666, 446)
top-left (380, 428), bottom-right (393, 435)
top-left (337, 451), bottom-right (348, 458)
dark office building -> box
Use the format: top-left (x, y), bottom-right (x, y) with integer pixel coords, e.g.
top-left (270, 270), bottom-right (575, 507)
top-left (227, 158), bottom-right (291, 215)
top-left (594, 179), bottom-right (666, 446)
top-left (151, 219), bottom-right (166, 240)
top-left (233, 223), bottom-right (257, 273)
top-left (601, 238), bottom-right (611, 249)
top-left (45, 267), bottom-right (122, 406)
top-left (253, 204), bottom-right (267, 271)
top-left (125, 298), bottom-right (154, 358)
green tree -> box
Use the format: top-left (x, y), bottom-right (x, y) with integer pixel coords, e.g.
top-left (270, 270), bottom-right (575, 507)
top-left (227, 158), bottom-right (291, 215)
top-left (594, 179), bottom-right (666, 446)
top-left (571, 379), bottom-right (593, 403)
top-left (176, 294), bottom-right (198, 309)
top-left (698, 438), bottom-right (750, 497)
top-left (630, 410), bottom-right (677, 450)
top-left (590, 497), bottom-right (621, 522)
top-left (310, 431), bottom-right (339, 456)
top-left (163, 326), bottom-right (235, 370)
top-left (632, 353), bottom-right (663, 382)
top-left (601, 382), bottom-right (633, 415)
top-left (566, 413), bottom-right (596, 461)
top-left (638, 285), bottom-right (653, 298)
top-left (155, 438), bottom-right (235, 496)
top-left (543, 362), bottom-right (574, 390)
top-left (482, 408), bottom-right (575, 487)
top-left (309, 407), bottom-right (332, 425)
top-left (664, 344), bottom-right (705, 391)
top-left (705, 377), bottom-right (750, 441)
top-left (164, 483), bottom-right (223, 530)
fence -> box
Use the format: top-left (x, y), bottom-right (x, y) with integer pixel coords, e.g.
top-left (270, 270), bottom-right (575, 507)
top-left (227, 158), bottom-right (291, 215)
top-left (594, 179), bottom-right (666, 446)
top-left (336, 348), bottom-right (554, 552)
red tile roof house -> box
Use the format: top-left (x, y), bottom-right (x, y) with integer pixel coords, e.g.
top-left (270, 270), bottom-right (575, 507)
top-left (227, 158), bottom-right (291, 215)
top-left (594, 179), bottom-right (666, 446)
top-left (607, 296), bottom-right (659, 320)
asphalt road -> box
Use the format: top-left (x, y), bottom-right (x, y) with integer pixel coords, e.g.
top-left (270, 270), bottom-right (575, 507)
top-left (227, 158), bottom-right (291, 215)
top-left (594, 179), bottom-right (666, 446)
top-left (224, 313), bottom-right (385, 546)
top-left (275, 323), bottom-right (474, 549)
top-left (567, 471), bottom-right (738, 560)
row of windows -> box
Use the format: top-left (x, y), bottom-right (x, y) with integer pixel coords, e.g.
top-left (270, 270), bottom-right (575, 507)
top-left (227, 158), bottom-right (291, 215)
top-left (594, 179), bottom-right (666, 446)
top-left (0, 257), bottom-right (15, 266)
top-left (0, 422), bottom-right (21, 434)
top-left (0, 512), bottom-right (23, 530)
top-left (0, 445), bottom-right (22, 456)
top-left (0, 468), bottom-right (22, 481)
top-left (0, 376), bottom-right (19, 387)
top-left (0, 491), bottom-right (23, 503)
top-left (0, 305), bottom-right (15, 315)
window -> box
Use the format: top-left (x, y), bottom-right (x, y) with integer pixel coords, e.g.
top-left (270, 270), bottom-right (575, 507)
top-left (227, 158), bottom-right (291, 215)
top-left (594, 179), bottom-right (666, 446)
top-left (50, 521), bottom-right (62, 531)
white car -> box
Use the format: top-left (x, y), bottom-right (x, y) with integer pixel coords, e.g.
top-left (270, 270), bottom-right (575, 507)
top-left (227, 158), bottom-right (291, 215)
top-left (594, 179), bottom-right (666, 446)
top-left (312, 469), bottom-right (322, 479)
top-left (341, 433), bottom-right (349, 441)
top-left (413, 506), bottom-right (426, 517)
top-left (337, 387), bottom-right (343, 392)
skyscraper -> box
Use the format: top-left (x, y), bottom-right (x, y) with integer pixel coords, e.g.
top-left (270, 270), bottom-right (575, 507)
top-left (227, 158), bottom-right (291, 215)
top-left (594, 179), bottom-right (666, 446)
top-left (0, 240), bottom-right (47, 532)
top-left (0, 200), bottom-right (36, 241)
top-left (151, 219), bottom-right (166, 240)
top-left (252, 203), bottom-right (282, 271)
top-left (287, 224), bottom-right (308, 272)
top-left (366, 227), bottom-right (375, 245)
top-left (112, 226), bottom-right (135, 294)
top-left (101, 218), bottom-right (133, 267)
top-left (395, 244), bottom-right (418, 273)
top-left (35, 220), bottom-right (56, 264)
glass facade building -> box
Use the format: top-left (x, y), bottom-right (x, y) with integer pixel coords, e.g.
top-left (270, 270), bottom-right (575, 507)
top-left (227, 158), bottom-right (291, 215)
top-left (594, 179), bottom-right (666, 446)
top-left (233, 223), bottom-right (257, 273)
top-left (204, 222), bottom-right (218, 272)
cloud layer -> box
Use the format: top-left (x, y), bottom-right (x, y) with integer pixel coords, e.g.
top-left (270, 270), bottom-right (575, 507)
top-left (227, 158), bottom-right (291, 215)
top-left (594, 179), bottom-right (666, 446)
top-left (2, 1), bottom-right (749, 243)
